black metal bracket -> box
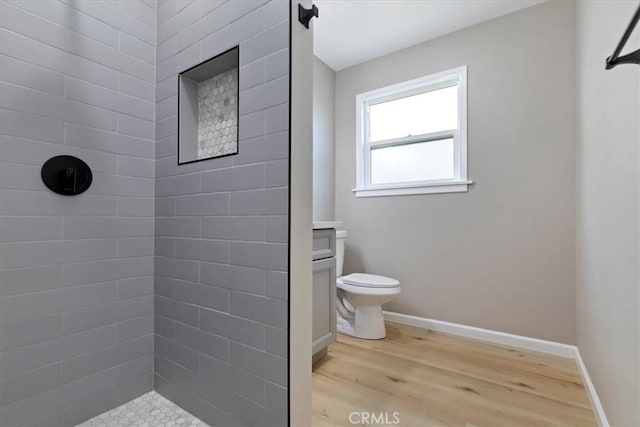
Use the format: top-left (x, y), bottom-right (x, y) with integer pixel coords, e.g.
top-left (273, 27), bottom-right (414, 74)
top-left (298, 3), bottom-right (318, 29)
top-left (41, 155), bottom-right (92, 196)
top-left (606, 4), bottom-right (640, 70)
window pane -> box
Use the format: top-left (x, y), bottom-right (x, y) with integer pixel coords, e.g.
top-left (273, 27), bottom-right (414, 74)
top-left (369, 85), bottom-right (457, 142)
top-left (370, 138), bottom-right (454, 184)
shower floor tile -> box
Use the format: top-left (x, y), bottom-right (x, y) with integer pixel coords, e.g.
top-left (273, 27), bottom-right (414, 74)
top-left (76, 391), bottom-right (208, 427)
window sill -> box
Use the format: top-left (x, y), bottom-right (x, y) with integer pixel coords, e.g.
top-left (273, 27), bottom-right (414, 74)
top-left (353, 181), bottom-right (472, 198)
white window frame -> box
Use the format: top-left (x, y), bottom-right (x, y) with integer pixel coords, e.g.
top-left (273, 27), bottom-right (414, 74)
top-left (354, 66), bottom-right (471, 197)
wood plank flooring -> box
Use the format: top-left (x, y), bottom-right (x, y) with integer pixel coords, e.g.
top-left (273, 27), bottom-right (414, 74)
top-left (312, 322), bottom-right (596, 426)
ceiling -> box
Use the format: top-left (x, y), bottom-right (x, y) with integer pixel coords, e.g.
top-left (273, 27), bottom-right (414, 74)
top-left (313, 0), bottom-right (546, 71)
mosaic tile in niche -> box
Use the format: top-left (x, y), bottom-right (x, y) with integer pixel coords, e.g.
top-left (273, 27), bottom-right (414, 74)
top-left (197, 68), bottom-right (238, 160)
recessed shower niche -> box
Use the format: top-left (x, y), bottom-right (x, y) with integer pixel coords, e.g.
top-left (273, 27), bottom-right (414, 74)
top-left (178, 46), bottom-right (239, 164)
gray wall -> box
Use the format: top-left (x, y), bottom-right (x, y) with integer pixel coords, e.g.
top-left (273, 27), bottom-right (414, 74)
top-left (0, 1), bottom-right (156, 425)
top-left (313, 56), bottom-right (335, 221)
top-left (576, 1), bottom-right (640, 425)
top-left (334, 0), bottom-right (577, 343)
top-left (153, 1), bottom-right (289, 425)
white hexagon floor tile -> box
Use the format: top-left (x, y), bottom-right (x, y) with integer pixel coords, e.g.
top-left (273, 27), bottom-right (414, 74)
top-left (76, 391), bottom-right (209, 427)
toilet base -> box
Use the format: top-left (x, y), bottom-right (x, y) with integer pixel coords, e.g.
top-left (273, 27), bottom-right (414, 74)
top-left (337, 304), bottom-right (387, 340)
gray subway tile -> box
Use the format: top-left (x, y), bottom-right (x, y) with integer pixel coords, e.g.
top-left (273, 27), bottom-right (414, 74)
top-left (118, 114), bottom-right (154, 140)
top-left (117, 276), bottom-right (154, 300)
top-left (0, 265), bottom-right (62, 297)
top-left (0, 82), bottom-right (117, 132)
top-left (265, 216), bottom-right (288, 243)
top-left (118, 73), bottom-right (155, 103)
top-left (201, 164), bottom-right (265, 193)
top-left (0, 313), bottom-right (62, 351)
top-left (229, 241), bottom-right (287, 271)
top-left (240, 58), bottom-right (266, 91)
top-left (118, 237), bottom-right (155, 258)
top-left (155, 198), bottom-right (176, 217)
top-left (233, 131), bottom-right (289, 166)
top-left (0, 324), bottom-right (117, 380)
top-left (0, 135), bottom-right (117, 174)
top-left (230, 188), bottom-right (288, 216)
top-left (265, 270), bottom-right (288, 301)
top-left (65, 123), bottom-right (154, 159)
top-left (0, 239), bottom-right (116, 269)
top-left (0, 55), bottom-right (64, 96)
top-left (230, 341), bottom-right (286, 386)
top-left (0, 290), bottom-right (61, 323)
top-left (62, 257), bottom-right (153, 287)
top-left (154, 354), bottom-right (175, 381)
top-left (200, 262), bottom-right (265, 295)
top-left (265, 102), bottom-right (288, 134)
top-left (155, 237), bottom-right (175, 258)
top-left (154, 335), bottom-right (198, 372)
top-left (264, 381), bottom-right (287, 414)
top-left (199, 353), bottom-right (265, 405)
top-left (154, 315), bottom-right (174, 340)
top-left (230, 391), bottom-right (286, 427)
top-left (117, 314), bottom-right (154, 342)
top-left (155, 256), bottom-right (199, 283)
top-left (266, 48), bottom-right (289, 81)
top-left (117, 197), bottom-right (155, 217)
top-left (119, 31), bottom-right (154, 65)
top-left (64, 124), bottom-right (153, 160)
top-left (174, 238), bottom-right (229, 264)
top-left (240, 20), bottom-right (288, 65)
top-left (0, 216), bottom-right (62, 242)
top-left (201, 216), bottom-right (265, 241)
top-left (0, 363), bottom-right (62, 407)
top-left (265, 0), bottom-right (288, 28)
top-left (155, 217), bottom-right (200, 238)
top-left (237, 110), bottom-right (266, 140)
top-left (174, 280), bottom-right (229, 312)
top-left (156, 173), bottom-right (200, 197)
top-left (229, 291), bottom-right (287, 329)
top-left (65, 0), bottom-right (155, 45)
top-left (154, 295), bottom-right (199, 327)
top-left (175, 322), bottom-right (229, 362)
top-left (239, 76), bottom-right (288, 116)
top-left (0, 29), bottom-right (118, 89)
top-left (62, 335), bottom-right (152, 383)
top-left (0, 190), bottom-right (116, 216)
top-left (265, 326), bottom-right (287, 358)
top-left (117, 156), bottom-right (155, 178)
top-left (63, 218), bottom-right (153, 239)
top-left (175, 193), bottom-right (229, 216)
top-left (200, 308), bottom-right (264, 350)
top-left (5, 0), bottom-right (120, 48)
top-left (154, 277), bottom-right (174, 299)
top-left (0, 108), bottom-right (64, 144)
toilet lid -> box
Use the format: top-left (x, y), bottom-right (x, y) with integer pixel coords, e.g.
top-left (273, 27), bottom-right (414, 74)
top-left (341, 273), bottom-right (399, 288)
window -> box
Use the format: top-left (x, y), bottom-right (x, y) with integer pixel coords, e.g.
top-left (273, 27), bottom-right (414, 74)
top-left (355, 66), bottom-right (470, 197)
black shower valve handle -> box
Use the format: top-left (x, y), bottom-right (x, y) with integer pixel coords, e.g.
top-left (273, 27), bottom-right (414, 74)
top-left (298, 3), bottom-right (318, 29)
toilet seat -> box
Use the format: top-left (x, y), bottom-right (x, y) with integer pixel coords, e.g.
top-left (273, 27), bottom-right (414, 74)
top-left (337, 280), bottom-right (402, 297)
top-left (340, 273), bottom-right (399, 288)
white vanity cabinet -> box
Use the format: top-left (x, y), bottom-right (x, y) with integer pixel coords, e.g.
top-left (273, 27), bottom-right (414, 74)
top-left (312, 228), bottom-right (337, 362)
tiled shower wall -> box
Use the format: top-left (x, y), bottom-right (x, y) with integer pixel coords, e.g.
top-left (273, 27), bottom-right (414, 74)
top-left (154, 1), bottom-right (290, 426)
top-left (0, 1), bottom-right (156, 425)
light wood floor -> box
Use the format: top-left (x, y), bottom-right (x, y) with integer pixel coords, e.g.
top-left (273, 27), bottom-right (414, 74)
top-left (312, 322), bottom-right (596, 426)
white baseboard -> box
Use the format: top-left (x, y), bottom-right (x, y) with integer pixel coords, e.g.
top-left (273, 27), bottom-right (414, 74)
top-left (574, 349), bottom-right (610, 427)
top-left (382, 311), bottom-right (576, 357)
top-left (382, 310), bottom-right (609, 427)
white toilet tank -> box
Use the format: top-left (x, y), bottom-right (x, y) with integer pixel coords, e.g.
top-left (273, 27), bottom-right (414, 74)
top-left (336, 230), bottom-right (347, 276)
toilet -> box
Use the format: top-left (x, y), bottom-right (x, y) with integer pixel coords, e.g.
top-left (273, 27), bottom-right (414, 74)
top-left (335, 230), bottom-right (401, 339)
